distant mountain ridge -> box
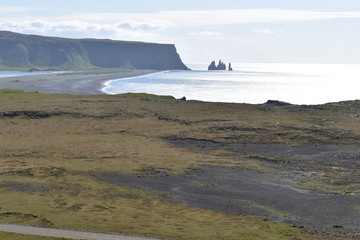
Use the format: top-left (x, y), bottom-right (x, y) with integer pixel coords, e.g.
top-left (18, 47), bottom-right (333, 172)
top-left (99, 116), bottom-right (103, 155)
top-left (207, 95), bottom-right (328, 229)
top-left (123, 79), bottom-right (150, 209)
top-left (0, 31), bottom-right (189, 71)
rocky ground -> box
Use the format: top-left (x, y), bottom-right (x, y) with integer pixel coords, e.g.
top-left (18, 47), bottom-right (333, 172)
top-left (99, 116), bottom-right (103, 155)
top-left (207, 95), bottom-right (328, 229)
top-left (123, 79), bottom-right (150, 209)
top-left (96, 140), bottom-right (360, 238)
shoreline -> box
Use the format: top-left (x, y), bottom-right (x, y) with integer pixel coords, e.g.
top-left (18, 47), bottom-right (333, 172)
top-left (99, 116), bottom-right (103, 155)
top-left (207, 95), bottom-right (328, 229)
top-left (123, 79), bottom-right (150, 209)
top-left (101, 70), bottom-right (167, 94)
top-left (0, 69), bottom-right (161, 95)
top-left (0, 68), bottom-right (359, 106)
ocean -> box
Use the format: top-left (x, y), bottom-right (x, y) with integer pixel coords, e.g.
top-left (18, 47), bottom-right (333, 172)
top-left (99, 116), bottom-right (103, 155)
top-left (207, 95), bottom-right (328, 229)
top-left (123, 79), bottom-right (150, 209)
top-left (102, 63), bottom-right (360, 105)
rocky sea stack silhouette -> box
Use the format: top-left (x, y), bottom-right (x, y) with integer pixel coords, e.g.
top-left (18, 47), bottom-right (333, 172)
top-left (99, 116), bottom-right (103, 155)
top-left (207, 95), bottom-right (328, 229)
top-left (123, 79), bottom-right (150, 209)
top-left (208, 60), bottom-right (233, 71)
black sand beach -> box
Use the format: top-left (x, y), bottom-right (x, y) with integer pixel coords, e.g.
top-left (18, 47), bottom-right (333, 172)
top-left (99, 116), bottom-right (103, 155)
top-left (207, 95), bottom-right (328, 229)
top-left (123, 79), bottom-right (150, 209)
top-left (0, 69), bottom-right (160, 95)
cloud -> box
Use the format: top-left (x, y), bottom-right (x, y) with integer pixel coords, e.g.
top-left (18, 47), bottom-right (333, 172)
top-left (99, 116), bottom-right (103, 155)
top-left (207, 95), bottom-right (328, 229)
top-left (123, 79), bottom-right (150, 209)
top-left (0, 7), bottom-right (37, 12)
top-left (67, 9), bottom-right (360, 27)
top-left (0, 20), bottom-right (157, 40)
top-left (254, 29), bottom-right (283, 34)
top-left (115, 20), bottom-right (174, 31)
top-left (189, 31), bottom-right (220, 37)
top-left (1, 9), bottom-right (360, 40)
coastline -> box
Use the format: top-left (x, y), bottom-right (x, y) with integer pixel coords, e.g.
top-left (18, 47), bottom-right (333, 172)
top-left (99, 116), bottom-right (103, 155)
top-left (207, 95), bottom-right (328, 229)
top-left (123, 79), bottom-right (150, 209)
top-left (101, 70), bottom-right (167, 94)
top-left (0, 69), bottom-right (161, 95)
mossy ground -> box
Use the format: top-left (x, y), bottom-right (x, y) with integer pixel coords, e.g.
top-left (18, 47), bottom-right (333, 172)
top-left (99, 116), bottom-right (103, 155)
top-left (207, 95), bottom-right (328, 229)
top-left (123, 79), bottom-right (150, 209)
top-left (0, 89), bottom-right (358, 239)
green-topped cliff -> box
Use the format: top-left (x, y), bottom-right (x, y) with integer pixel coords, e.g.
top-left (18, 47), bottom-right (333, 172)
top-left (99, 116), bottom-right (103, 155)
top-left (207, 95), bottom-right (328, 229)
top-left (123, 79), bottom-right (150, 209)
top-left (0, 31), bottom-right (189, 71)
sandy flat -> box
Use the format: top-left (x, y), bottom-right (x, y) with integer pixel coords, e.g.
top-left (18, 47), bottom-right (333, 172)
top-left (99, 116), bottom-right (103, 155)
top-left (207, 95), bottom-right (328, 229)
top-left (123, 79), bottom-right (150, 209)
top-left (0, 69), bottom-right (160, 95)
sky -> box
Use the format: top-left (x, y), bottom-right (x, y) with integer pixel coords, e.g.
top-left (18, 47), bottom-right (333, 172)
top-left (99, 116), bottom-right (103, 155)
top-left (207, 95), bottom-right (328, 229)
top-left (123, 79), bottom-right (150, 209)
top-left (1, 0), bottom-right (360, 64)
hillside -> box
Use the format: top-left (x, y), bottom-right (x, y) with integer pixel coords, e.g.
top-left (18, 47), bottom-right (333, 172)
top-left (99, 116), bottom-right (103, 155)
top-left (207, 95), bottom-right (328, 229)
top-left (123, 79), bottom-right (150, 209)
top-left (0, 89), bottom-right (359, 239)
top-left (0, 31), bottom-right (189, 71)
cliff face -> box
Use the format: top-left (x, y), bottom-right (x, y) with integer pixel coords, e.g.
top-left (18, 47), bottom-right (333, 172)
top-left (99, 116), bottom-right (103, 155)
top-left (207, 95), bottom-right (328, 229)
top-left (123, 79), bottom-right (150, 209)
top-left (0, 31), bottom-right (189, 70)
top-left (81, 39), bottom-right (188, 70)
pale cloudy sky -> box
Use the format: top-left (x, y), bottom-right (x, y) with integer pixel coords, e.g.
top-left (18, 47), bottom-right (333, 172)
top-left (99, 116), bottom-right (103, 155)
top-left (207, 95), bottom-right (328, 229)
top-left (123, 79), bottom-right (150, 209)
top-left (1, 0), bottom-right (360, 64)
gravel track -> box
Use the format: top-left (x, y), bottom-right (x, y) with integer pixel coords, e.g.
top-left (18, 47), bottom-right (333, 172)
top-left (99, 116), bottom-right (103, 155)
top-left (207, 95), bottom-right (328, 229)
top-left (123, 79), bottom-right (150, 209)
top-left (0, 224), bottom-right (160, 240)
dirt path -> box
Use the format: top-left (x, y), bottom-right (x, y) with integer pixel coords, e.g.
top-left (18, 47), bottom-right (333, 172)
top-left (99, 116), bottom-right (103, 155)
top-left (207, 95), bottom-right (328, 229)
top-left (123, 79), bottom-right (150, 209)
top-left (0, 224), bottom-right (160, 240)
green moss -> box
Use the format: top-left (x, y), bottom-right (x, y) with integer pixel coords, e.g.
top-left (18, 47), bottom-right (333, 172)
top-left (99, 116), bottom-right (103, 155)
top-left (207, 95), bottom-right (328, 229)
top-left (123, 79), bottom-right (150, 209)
top-left (298, 171), bottom-right (360, 195)
top-left (250, 204), bottom-right (289, 218)
top-left (0, 89), bottom-right (73, 100)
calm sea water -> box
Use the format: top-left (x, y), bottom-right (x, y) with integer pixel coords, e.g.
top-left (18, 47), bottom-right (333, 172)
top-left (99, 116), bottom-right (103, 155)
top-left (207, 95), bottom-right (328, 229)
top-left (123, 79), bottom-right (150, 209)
top-left (103, 63), bottom-right (360, 105)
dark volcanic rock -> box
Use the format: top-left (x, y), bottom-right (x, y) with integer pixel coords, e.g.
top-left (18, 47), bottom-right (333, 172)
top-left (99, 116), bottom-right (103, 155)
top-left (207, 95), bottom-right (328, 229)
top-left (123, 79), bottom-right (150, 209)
top-left (216, 60), bottom-right (226, 70)
top-left (207, 61), bottom-right (217, 70)
top-left (264, 100), bottom-right (293, 107)
top-left (95, 166), bottom-right (360, 237)
top-left (228, 63), bottom-right (233, 71)
top-left (100, 138), bottom-right (360, 237)
top-left (208, 60), bottom-right (227, 70)
top-left (0, 31), bottom-right (189, 70)
top-left (0, 183), bottom-right (48, 193)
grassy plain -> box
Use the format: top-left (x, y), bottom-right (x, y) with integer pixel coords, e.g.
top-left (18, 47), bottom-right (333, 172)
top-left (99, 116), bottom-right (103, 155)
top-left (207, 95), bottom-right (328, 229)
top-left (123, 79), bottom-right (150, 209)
top-left (0, 89), bottom-right (358, 239)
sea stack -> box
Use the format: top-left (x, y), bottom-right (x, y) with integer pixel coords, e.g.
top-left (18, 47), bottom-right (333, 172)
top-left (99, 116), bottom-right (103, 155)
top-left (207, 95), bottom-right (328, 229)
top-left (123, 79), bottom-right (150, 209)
top-left (208, 61), bottom-right (217, 70)
top-left (228, 63), bottom-right (233, 71)
top-left (208, 60), bottom-right (227, 70)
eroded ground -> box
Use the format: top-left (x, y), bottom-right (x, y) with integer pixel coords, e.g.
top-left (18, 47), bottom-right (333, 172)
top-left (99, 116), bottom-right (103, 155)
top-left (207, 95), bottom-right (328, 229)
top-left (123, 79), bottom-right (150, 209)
top-left (95, 141), bottom-right (360, 237)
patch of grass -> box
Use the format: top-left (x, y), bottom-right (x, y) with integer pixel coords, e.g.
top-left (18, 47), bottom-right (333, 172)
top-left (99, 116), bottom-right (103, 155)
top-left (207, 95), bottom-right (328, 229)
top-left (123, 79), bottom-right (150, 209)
top-left (0, 89), bottom-right (74, 101)
top-left (298, 171), bottom-right (360, 195)
top-left (0, 185), bottom-right (340, 240)
top-left (251, 204), bottom-right (289, 218)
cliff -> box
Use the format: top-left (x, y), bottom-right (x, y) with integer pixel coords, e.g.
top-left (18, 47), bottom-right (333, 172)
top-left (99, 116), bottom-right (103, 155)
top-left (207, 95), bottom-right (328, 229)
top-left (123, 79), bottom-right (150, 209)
top-left (0, 31), bottom-right (189, 71)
